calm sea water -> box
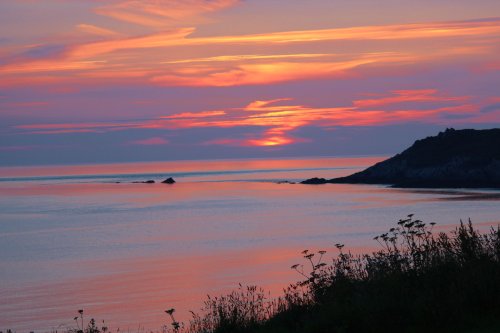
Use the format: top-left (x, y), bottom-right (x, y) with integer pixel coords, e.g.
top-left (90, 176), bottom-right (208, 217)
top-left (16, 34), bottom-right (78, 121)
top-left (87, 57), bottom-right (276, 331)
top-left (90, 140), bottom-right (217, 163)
top-left (1, 156), bottom-right (500, 331)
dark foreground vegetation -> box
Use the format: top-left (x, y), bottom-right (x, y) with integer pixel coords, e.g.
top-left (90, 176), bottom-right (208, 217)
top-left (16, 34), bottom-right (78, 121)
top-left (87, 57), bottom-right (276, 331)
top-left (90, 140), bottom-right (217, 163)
top-left (174, 217), bottom-right (500, 333)
top-left (6, 217), bottom-right (500, 333)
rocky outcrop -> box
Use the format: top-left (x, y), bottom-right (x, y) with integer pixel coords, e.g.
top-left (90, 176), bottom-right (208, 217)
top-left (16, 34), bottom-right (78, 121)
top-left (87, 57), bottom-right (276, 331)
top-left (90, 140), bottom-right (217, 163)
top-left (300, 178), bottom-right (328, 185)
top-left (132, 180), bottom-right (155, 184)
top-left (161, 177), bottom-right (176, 184)
top-left (302, 128), bottom-right (500, 188)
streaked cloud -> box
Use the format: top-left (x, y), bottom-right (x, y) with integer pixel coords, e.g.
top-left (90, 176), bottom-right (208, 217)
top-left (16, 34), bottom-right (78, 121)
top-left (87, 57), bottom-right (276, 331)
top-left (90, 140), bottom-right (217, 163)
top-left (13, 89), bottom-right (484, 147)
top-left (0, 145), bottom-right (39, 152)
top-left (150, 54), bottom-right (417, 87)
top-left (1, 1), bottom-right (499, 165)
top-left (1, 18), bottom-right (498, 87)
top-left (94, 0), bottom-right (240, 28)
top-left (161, 111), bottom-right (226, 119)
top-left (163, 53), bottom-right (333, 64)
top-left (76, 24), bottom-right (120, 37)
top-left (129, 137), bottom-right (169, 145)
top-left (353, 89), bottom-right (469, 108)
top-left (480, 103), bottom-right (500, 113)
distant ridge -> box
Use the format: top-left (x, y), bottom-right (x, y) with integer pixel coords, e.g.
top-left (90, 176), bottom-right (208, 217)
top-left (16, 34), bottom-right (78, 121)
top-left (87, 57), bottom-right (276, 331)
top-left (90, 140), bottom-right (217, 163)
top-left (302, 128), bottom-right (500, 188)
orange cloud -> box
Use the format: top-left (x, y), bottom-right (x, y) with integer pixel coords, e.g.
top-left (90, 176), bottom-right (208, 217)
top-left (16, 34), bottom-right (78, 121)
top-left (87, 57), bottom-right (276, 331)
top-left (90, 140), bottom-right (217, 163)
top-left (187, 19), bottom-right (500, 46)
top-left (161, 110), bottom-right (226, 119)
top-left (1, 19), bottom-right (498, 87)
top-left (15, 89), bottom-right (480, 146)
top-left (68, 28), bottom-right (194, 59)
top-left (150, 54), bottom-right (416, 87)
top-left (69, 19), bottom-right (500, 58)
top-left (244, 99), bottom-right (295, 111)
top-left (246, 136), bottom-right (297, 147)
top-left (164, 53), bottom-right (333, 64)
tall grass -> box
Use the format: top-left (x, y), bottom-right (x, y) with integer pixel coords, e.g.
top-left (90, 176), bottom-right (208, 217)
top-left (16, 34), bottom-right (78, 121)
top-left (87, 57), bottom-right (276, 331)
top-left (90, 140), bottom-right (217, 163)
top-left (168, 216), bottom-right (500, 333)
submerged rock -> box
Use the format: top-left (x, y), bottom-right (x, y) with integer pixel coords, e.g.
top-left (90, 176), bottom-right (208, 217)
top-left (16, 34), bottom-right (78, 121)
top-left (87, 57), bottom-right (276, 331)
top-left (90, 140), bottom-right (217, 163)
top-left (132, 180), bottom-right (155, 184)
top-left (300, 177), bottom-right (328, 185)
top-left (161, 177), bottom-right (176, 184)
top-left (276, 180), bottom-right (296, 184)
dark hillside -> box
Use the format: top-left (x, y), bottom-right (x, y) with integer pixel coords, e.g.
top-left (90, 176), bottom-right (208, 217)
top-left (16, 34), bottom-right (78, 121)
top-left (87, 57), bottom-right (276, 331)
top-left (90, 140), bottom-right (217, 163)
top-left (302, 128), bottom-right (500, 188)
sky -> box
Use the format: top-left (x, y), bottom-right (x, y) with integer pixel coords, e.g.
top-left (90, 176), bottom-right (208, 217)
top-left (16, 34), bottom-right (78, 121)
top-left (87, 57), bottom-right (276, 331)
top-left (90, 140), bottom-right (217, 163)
top-left (0, 0), bottom-right (499, 166)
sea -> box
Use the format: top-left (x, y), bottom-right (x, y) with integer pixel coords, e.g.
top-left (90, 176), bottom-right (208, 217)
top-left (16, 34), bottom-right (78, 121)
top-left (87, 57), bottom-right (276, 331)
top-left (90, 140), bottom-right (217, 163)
top-left (1, 156), bottom-right (500, 331)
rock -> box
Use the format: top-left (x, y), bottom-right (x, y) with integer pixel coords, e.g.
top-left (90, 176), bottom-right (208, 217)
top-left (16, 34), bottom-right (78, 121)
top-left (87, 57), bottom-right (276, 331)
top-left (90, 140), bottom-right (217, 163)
top-left (161, 177), bottom-right (176, 184)
top-left (132, 180), bottom-right (155, 183)
top-left (276, 180), bottom-right (296, 184)
top-left (303, 128), bottom-right (500, 188)
top-left (301, 177), bottom-right (328, 185)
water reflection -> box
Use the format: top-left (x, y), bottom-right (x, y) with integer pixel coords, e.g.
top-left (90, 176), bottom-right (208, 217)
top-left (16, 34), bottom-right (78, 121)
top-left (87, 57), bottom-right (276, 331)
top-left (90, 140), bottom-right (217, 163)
top-left (1, 157), bottom-right (499, 331)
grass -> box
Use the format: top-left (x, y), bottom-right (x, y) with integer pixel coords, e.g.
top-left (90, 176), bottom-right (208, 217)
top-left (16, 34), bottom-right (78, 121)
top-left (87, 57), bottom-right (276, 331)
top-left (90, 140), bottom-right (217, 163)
top-left (4, 216), bottom-right (500, 333)
top-left (168, 216), bottom-right (500, 333)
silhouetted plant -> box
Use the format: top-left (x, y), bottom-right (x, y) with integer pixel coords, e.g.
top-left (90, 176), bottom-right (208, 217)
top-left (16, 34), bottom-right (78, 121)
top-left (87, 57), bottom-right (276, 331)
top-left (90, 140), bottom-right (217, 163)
top-left (175, 216), bottom-right (500, 333)
top-left (165, 308), bottom-right (181, 333)
top-left (68, 310), bottom-right (108, 333)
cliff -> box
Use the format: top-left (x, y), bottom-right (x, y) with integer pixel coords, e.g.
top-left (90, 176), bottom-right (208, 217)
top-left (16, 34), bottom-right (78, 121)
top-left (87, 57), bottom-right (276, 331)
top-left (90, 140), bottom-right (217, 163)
top-left (302, 128), bottom-right (500, 188)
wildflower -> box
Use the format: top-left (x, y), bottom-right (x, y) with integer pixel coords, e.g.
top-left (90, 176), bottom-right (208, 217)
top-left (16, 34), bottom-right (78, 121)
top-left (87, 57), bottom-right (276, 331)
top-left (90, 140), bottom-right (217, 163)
top-left (165, 308), bottom-right (175, 315)
top-left (291, 264), bottom-right (299, 269)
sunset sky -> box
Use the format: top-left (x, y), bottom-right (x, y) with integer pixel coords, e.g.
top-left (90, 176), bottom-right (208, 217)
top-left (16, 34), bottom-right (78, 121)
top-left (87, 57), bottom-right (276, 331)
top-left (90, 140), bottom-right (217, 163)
top-left (1, 0), bottom-right (499, 166)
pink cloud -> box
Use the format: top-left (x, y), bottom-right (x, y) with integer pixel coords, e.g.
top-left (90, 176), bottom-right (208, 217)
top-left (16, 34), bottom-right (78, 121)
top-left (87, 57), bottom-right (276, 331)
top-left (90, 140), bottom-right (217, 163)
top-left (28, 129), bottom-right (99, 135)
top-left (1, 18), bottom-right (498, 88)
top-left (129, 137), bottom-right (169, 145)
top-left (14, 88), bottom-right (482, 147)
top-left (353, 89), bottom-right (469, 108)
top-left (161, 110), bottom-right (226, 119)
top-left (94, 0), bottom-right (240, 28)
